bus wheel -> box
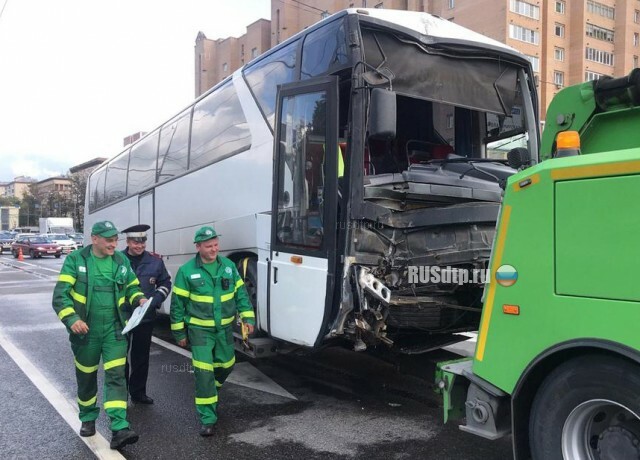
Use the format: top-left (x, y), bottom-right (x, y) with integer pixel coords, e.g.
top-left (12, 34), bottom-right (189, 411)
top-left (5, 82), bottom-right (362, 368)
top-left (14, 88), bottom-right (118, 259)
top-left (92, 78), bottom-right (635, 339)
top-left (235, 257), bottom-right (263, 338)
top-left (529, 354), bottom-right (640, 460)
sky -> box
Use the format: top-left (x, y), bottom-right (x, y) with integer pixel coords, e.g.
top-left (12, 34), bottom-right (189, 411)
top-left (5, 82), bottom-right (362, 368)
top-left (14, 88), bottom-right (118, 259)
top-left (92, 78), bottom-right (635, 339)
top-left (0, 0), bottom-right (272, 182)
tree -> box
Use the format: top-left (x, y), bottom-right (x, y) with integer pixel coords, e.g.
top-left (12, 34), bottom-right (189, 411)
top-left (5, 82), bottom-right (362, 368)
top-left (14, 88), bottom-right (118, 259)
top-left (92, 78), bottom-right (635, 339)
top-left (69, 172), bottom-right (87, 232)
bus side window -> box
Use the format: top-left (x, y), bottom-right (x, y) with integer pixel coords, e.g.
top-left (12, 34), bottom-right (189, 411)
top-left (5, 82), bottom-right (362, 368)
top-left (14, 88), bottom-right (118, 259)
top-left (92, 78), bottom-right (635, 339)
top-left (157, 108), bottom-right (191, 183)
top-left (104, 149), bottom-right (130, 204)
top-left (89, 166), bottom-right (107, 211)
top-left (243, 40), bottom-right (299, 130)
top-left (128, 130), bottom-right (160, 195)
top-left (301, 18), bottom-right (349, 80)
top-left (189, 80), bottom-right (251, 170)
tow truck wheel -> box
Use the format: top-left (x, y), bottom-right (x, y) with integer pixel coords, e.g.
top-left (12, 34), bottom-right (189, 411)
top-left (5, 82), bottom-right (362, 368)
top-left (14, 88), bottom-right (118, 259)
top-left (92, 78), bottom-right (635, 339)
top-left (530, 354), bottom-right (640, 460)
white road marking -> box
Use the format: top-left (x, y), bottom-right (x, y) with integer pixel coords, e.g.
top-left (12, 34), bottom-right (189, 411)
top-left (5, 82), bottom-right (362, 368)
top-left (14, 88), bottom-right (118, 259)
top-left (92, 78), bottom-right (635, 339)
top-left (0, 259), bottom-right (62, 274)
top-left (151, 336), bottom-right (297, 400)
top-left (0, 329), bottom-right (124, 460)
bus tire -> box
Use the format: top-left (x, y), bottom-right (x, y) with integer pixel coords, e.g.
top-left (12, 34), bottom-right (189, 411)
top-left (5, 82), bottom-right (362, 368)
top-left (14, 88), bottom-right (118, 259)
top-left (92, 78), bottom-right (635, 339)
top-left (529, 354), bottom-right (640, 460)
top-left (235, 257), bottom-right (263, 338)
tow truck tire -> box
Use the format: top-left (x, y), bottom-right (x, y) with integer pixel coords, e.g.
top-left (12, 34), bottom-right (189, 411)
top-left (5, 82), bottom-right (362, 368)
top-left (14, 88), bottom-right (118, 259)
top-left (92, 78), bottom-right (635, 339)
top-left (235, 257), bottom-right (264, 338)
top-left (529, 354), bottom-right (640, 460)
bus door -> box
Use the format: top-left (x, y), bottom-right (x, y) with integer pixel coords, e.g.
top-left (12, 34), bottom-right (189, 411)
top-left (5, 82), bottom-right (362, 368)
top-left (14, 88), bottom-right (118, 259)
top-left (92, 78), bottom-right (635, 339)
top-left (138, 189), bottom-right (154, 250)
top-left (269, 76), bottom-right (339, 347)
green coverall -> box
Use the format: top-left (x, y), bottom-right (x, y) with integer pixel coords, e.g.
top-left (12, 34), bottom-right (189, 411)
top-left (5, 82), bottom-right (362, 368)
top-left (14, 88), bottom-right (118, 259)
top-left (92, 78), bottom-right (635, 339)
top-left (170, 254), bottom-right (255, 425)
top-left (53, 246), bottom-right (144, 431)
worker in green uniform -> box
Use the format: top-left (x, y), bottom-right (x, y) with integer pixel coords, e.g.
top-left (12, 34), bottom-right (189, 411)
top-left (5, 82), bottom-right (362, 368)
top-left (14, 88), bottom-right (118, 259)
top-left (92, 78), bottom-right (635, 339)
top-left (170, 226), bottom-right (255, 436)
top-left (52, 221), bottom-right (147, 449)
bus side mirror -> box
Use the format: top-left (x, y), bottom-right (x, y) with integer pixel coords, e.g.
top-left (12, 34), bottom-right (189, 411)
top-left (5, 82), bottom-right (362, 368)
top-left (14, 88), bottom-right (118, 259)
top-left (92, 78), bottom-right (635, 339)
top-left (369, 89), bottom-right (396, 140)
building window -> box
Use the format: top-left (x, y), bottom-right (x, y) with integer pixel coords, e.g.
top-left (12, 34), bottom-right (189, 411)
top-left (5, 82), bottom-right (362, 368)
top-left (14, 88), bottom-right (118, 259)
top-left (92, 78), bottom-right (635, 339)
top-left (554, 71), bottom-right (564, 87)
top-left (555, 23), bottom-right (565, 38)
top-left (555, 1), bottom-right (565, 14)
top-left (635, 10), bottom-right (640, 23)
top-left (586, 23), bottom-right (615, 42)
top-left (554, 47), bottom-right (565, 61)
top-left (526, 55), bottom-right (540, 72)
top-left (587, 1), bottom-right (615, 20)
top-left (251, 47), bottom-right (258, 58)
top-left (510, 0), bottom-right (540, 19)
top-left (448, 0), bottom-right (454, 9)
top-left (222, 63), bottom-right (228, 72)
top-left (509, 24), bottom-right (540, 44)
top-left (635, 55), bottom-right (639, 68)
top-left (375, 2), bottom-right (383, 8)
top-left (635, 33), bottom-right (640, 47)
top-left (585, 47), bottom-right (615, 66)
top-left (585, 71), bottom-right (604, 81)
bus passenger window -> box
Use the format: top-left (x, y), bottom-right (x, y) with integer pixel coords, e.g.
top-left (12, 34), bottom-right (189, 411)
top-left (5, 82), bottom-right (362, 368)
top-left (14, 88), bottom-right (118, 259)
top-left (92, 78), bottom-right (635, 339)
top-left (190, 80), bottom-right (251, 170)
top-left (243, 41), bottom-right (298, 130)
top-left (301, 19), bottom-right (349, 80)
top-left (104, 150), bottom-right (129, 204)
top-left (128, 130), bottom-right (160, 196)
top-left (157, 108), bottom-right (191, 182)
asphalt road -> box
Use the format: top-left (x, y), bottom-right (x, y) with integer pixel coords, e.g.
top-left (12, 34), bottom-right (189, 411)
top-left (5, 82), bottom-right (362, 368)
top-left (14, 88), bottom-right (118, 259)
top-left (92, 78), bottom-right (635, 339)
top-left (0, 254), bottom-right (513, 459)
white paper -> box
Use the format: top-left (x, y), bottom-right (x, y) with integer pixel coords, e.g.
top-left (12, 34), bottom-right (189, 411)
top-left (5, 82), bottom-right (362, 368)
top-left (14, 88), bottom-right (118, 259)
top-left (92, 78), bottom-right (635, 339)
top-left (121, 298), bottom-right (151, 335)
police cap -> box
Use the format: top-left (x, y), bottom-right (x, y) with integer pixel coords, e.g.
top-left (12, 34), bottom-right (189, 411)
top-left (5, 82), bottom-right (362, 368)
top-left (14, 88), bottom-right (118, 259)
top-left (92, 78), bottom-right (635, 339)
top-left (121, 224), bottom-right (150, 242)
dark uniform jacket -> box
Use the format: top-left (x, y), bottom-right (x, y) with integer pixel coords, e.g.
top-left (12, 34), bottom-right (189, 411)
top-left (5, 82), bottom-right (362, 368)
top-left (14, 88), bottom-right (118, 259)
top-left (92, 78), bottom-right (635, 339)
top-left (123, 249), bottom-right (172, 323)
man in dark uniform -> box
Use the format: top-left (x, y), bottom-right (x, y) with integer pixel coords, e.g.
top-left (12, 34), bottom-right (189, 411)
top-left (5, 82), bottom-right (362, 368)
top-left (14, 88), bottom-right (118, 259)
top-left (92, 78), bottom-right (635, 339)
top-left (121, 224), bottom-right (171, 404)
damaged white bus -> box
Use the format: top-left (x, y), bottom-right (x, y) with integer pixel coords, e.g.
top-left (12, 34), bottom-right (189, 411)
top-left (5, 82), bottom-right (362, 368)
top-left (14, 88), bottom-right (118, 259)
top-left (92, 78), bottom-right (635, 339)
top-left (85, 8), bottom-right (539, 356)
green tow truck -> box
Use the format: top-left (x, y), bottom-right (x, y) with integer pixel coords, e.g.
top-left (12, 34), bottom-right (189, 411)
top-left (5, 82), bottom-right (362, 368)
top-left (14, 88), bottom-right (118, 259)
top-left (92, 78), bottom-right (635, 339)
top-left (437, 69), bottom-right (640, 459)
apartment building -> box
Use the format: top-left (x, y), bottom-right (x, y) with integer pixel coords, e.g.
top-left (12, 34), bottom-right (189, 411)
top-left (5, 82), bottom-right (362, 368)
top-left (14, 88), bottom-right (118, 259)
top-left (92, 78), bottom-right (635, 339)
top-left (4, 176), bottom-right (36, 199)
top-left (197, 0), bottom-right (640, 120)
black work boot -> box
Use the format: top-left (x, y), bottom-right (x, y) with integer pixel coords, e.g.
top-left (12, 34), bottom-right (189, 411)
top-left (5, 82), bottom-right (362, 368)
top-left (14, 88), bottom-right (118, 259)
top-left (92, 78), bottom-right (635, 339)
top-left (79, 421), bottom-right (96, 437)
top-left (110, 428), bottom-right (139, 449)
top-left (199, 424), bottom-right (215, 437)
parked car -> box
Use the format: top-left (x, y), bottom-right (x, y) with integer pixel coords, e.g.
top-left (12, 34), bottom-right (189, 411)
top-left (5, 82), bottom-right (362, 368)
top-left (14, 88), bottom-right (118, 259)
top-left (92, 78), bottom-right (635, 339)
top-left (0, 232), bottom-right (14, 253)
top-left (66, 232), bottom-right (85, 248)
top-left (11, 236), bottom-right (62, 258)
top-left (45, 233), bottom-right (77, 253)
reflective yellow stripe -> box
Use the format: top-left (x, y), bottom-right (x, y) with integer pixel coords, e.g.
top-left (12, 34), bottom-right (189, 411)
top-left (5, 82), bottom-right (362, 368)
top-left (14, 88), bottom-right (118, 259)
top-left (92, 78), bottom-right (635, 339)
top-left (213, 356), bottom-right (235, 369)
top-left (195, 395), bottom-right (218, 405)
top-left (220, 292), bottom-right (234, 302)
top-left (221, 316), bottom-right (235, 326)
top-left (104, 400), bottom-right (127, 410)
top-left (239, 310), bottom-right (255, 319)
top-left (70, 289), bottom-right (86, 305)
top-left (77, 395), bottom-right (97, 407)
top-left (215, 380), bottom-right (223, 388)
top-left (75, 359), bottom-right (99, 374)
top-left (192, 360), bottom-right (214, 371)
top-left (476, 205), bottom-right (512, 362)
top-left (190, 293), bottom-right (214, 303)
top-left (171, 321), bottom-right (185, 330)
top-left (127, 278), bottom-right (140, 288)
top-left (58, 307), bottom-right (76, 320)
top-left (58, 274), bottom-right (76, 285)
top-left (242, 258), bottom-right (249, 278)
top-left (173, 286), bottom-right (190, 298)
top-left (188, 317), bottom-right (216, 327)
top-left (118, 297), bottom-right (125, 307)
top-left (103, 358), bottom-right (126, 370)
top-left (235, 279), bottom-right (244, 289)
top-left (129, 292), bottom-right (143, 304)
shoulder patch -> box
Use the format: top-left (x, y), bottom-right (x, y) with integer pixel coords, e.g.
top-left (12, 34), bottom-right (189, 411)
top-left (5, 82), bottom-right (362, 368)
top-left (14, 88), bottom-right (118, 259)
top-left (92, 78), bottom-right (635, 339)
top-left (150, 252), bottom-right (162, 259)
top-left (78, 266), bottom-right (87, 273)
top-left (190, 273), bottom-right (201, 279)
top-left (225, 267), bottom-right (232, 275)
